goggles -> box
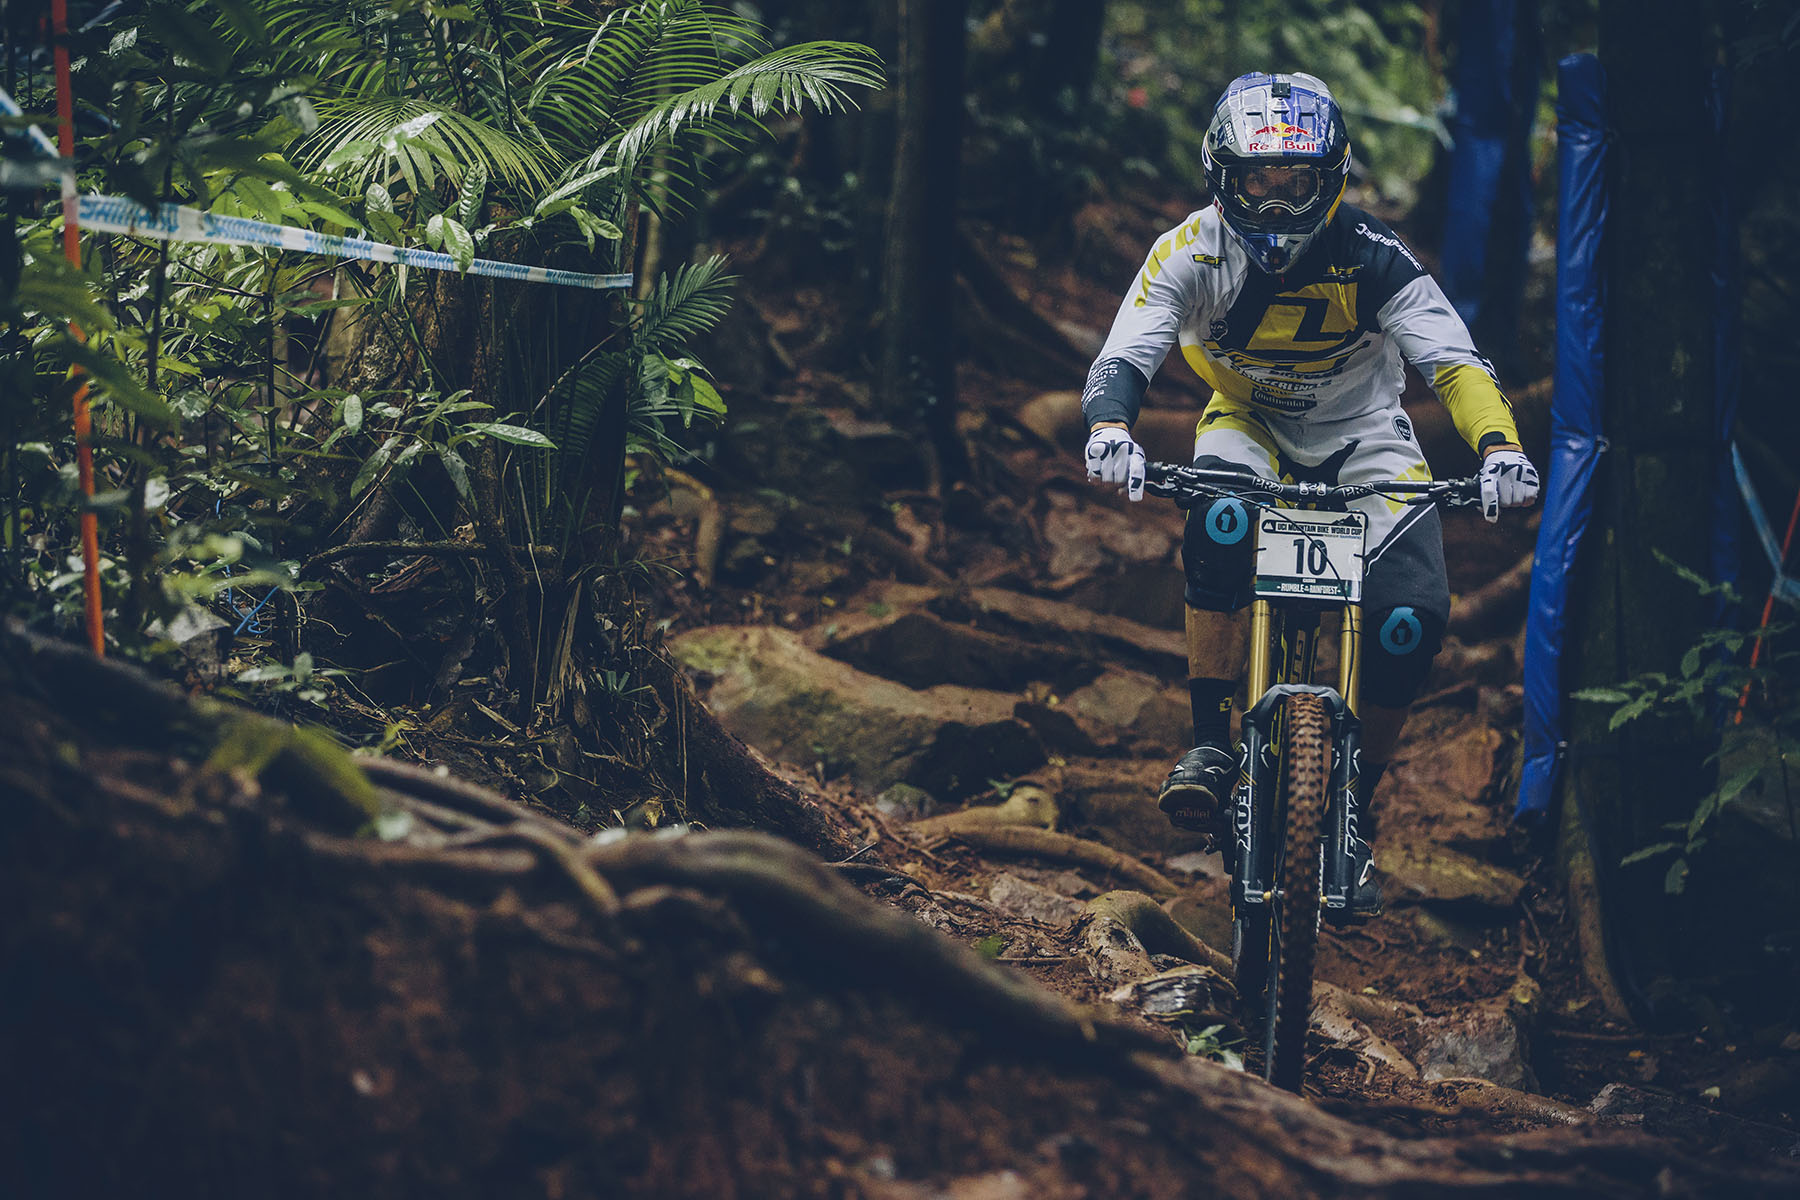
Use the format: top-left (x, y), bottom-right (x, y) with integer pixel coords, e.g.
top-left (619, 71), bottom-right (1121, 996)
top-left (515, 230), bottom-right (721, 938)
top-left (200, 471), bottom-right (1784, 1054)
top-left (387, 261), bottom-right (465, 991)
top-left (1236, 165), bottom-right (1322, 209)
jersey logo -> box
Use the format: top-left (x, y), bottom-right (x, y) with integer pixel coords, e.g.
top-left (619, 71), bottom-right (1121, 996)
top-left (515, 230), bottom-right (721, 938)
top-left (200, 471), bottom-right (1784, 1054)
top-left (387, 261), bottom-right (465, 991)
top-left (1353, 221), bottom-right (1423, 270)
top-left (1235, 286), bottom-right (1364, 366)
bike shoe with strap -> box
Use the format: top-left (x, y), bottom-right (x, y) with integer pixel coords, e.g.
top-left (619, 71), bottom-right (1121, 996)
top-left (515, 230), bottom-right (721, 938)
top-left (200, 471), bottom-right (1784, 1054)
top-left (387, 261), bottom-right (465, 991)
top-left (1325, 837), bottom-right (1384, 925)
top-left (1157, 743), bottom-right (1236, 833)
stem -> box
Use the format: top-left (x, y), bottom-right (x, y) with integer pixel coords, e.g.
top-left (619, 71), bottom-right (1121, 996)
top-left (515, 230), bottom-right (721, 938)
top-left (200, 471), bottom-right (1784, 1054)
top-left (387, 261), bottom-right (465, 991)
top-left (125, 81), bottom-right (180, 629)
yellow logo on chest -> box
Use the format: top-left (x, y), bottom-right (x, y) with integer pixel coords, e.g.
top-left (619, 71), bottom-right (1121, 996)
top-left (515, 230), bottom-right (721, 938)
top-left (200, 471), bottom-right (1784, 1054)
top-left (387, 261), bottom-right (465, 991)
top-left (1245, 282), bottom-right (1360, 354)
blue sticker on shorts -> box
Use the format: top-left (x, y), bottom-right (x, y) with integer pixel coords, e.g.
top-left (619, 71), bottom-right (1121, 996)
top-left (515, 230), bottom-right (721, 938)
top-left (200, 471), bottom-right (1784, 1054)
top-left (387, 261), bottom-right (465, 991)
top-left (1379, 608), bottom-right (1423, 655)
top-left (1205, 499), bottom-right (1249, 545)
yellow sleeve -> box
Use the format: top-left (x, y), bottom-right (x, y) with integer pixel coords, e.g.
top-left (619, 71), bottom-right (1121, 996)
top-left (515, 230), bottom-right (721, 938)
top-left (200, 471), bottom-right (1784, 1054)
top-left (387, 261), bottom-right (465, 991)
top-left (1432, 362), bottom-right (1521, 453)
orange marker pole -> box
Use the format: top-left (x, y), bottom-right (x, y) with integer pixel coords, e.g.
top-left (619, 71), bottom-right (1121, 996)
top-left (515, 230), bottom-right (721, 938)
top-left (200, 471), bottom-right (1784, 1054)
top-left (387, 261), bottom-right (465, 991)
top-left (1736, 484), bottom-right (1800, 725)
top-left (52, 0), bottom-right (103, 654)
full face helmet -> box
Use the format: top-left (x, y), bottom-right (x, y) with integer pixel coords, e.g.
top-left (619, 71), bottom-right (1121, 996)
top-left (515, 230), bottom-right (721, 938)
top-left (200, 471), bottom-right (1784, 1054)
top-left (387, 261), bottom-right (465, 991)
top-left (1201, 72), bottom-right (1351, 274)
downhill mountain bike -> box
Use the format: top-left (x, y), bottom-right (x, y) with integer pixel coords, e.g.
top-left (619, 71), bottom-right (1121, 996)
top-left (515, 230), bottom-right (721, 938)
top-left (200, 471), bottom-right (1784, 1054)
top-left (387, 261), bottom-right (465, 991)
top-left (1143, 461), bottom-right (1481, 1092)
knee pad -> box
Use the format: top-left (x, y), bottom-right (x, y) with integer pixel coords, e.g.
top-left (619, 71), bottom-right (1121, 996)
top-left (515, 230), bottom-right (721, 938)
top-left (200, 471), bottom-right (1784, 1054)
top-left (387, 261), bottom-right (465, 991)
top-left (1182, 496), bottom-right (1256, 611)
top-left (1361, 605), bottom-right (1445, 708)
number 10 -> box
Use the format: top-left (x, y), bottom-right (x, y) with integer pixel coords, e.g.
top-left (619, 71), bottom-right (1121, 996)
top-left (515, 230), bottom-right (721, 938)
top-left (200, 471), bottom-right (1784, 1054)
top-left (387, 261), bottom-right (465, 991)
top-left (1292, 537), bottom-right (1328, 575)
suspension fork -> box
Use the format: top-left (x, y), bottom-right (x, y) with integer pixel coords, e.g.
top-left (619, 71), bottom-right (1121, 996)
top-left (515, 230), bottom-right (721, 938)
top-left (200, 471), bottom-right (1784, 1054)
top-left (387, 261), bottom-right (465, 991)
top-left (1235, 601), bottom-right (1320, 906)
top-left (1322, 603), bottom-right (1364, 911)
top-left (1235, 599), bottom-right (1274, 902)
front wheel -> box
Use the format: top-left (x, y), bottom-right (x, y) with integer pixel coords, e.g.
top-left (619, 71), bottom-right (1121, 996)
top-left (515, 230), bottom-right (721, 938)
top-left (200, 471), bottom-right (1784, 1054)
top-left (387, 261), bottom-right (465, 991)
top-left (1266, 692), bottom-right (1331, 1092)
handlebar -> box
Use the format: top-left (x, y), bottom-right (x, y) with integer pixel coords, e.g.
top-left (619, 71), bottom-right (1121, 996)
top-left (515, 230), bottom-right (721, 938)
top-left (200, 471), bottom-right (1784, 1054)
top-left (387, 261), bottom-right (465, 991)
top-left (1143, 461), bottom-right (1482, 509)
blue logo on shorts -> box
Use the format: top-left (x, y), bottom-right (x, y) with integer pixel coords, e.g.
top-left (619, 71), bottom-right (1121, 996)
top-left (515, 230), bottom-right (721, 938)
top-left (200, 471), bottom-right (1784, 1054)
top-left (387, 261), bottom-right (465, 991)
top-left (1206, 499), bottom-right (1249, 545)
top-left (1379, 608), bottom-right (1423, 655)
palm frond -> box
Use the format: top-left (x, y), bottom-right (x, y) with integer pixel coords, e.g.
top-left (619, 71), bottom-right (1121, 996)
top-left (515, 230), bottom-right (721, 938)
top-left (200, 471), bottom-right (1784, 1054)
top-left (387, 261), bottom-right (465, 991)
top-left (631, 255), bottom-right (736, 358)
top-left (609, 42), bottom-right (883, 174)
top-left (297, 98), bottom-right (560, 196)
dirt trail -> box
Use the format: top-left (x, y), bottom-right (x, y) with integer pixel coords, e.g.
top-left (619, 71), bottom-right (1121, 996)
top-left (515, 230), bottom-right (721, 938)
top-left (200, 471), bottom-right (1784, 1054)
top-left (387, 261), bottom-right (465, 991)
top-left (630, 210), bottom-right (1800, 1158)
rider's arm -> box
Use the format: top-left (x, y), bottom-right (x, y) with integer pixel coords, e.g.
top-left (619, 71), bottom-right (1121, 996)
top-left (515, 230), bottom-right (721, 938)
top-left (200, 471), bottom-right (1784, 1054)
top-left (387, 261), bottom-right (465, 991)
top-left (1082, 216), bottom-right (1206, 431)
top-left (1377, 275), bottom-right (1522, 456)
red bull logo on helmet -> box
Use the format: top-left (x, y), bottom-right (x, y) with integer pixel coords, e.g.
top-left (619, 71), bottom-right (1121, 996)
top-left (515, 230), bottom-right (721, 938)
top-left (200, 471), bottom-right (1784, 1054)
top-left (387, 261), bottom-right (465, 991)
top-left (1248, 122), bottom-right (1319, 154)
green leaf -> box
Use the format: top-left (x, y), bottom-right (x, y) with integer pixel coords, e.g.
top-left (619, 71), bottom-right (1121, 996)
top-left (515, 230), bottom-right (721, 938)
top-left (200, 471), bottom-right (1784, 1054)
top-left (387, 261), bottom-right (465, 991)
top-left (534, 165), bottom-right (620, 216)
top-left (1607, 696), bottom-right (1655, 732)
top-left (442, 218), bottom-right (475, 272)
top-left (438, 446), bottom-right (473, 503)
top-left (973, 934), bottom-right (1006, 960)
top-left (11, 272), bottom-right (114, 331)
top-left (235, 176), bottom-right (286, 224)
top-left (1664, 857), bottom-right (1690, 895)
top-left (321, 139), bottom-right (378, 174)
top-left (1718, 763), bottom-right (1761, 805)
top-left (365, 182), bottom-right (394, 215)
top-left (298, 199), bottom-right (361, 230)
top-left (1571, 687), bottom-right (1632, 703)
top-left (425, 212), bottom-right (446, 251)
top-left (55, 335), bottom-right (176, 426)
top-left (143, 6), bottom-right (234, 73)
top-left (686, 371), bottom-right (725, 417)
top-left (1620, 841), bottom-right (1681, 866)
top-left (457, 160), bottom-right (487, 227)
top-left (467, 422), bottom-right (555, 448)
top-left (351, 435), bottom-right (400, 498)
top-left (341, 394), bottom-right (364, 433)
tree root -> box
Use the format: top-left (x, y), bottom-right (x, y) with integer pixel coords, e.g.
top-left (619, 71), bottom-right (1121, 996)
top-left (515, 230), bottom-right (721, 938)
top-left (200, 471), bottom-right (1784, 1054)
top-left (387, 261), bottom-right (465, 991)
top-left (931, 826), bottom-right (1179, 897)
top-left (643, 649), bottom-right (858, 858)
top-left (581, 830), bottom-right (1158, 1057)
top-left (907, 780), bottom-right (1059, 838)
top-left (1080, 890), bottom-right (1232, 976)
top-left (1556, 772), bottom-right (1635, 1023)
top-left (1423, 1078), bottom-right (1596, 1127)
top-left (1311, 981), bottom-right (1420, 1080)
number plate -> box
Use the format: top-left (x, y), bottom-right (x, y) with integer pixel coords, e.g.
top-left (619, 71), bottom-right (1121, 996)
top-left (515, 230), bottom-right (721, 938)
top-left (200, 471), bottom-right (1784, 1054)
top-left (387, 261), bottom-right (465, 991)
top-left (1252, 508), bottom-right (1367, 602)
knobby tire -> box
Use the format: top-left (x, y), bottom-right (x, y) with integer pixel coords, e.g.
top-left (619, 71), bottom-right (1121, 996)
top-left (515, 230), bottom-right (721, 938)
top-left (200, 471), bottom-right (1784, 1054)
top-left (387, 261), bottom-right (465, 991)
top-left (1269, 692), bottom-right (1330, 1092)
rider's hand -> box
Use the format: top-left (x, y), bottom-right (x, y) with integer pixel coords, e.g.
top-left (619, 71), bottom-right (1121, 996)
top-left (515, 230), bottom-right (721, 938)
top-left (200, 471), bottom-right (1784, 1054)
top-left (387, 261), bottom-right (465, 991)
top-left (1085, 424), bottom-right (1146, 501)
top-left (1478, 445), bottom-right (1540, 523)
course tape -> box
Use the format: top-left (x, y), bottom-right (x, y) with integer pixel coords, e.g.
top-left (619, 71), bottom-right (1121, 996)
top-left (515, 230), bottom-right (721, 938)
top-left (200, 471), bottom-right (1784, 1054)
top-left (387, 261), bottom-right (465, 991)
top-left (77, 194), bottom-right (634, 292)
top-left (0, 82), bottom-right (66, 161)
top-left (1731, 441), bottom-right (1800, 608)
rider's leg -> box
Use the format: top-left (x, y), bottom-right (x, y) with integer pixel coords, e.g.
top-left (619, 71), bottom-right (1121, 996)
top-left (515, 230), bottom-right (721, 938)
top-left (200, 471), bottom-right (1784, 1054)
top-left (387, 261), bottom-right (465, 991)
top-left (1355, 701), bottom-right (1407, 842)
top-left (1186, 605), bottom-right (1247, 746)
top-left (1161, 489), bottom-right (1265, 830)
top-left (1160, 406), bottom-right (1280, 831)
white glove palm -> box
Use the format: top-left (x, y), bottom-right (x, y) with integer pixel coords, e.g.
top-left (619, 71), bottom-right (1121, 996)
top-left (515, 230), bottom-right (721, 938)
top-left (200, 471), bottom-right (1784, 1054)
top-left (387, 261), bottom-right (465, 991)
top-left (1085, 426), bottom-right (1146, 502)
top-left (1478, 448), bottom-right (1540, 523)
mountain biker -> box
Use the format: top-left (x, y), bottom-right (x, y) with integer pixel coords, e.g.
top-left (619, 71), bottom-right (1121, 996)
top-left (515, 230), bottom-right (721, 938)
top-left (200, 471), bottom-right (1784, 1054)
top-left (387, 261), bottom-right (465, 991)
top-left (1081, 71), bottom-right (1539, 916)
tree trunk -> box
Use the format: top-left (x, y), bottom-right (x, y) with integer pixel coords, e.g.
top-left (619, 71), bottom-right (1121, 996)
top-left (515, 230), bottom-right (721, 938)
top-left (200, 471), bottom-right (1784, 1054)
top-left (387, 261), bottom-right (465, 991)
top-left (878, 0), bottom-right (969, 485)
top-left (1561, 0), bottom-right (1720, 1022)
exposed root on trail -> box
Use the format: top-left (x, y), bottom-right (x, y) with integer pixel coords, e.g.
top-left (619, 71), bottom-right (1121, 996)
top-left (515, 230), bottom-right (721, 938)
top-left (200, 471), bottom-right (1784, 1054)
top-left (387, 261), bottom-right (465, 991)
top-left (928, 825), bottom-right (1180, 896)
top-left (906, 780), bottom-right (1059, 836)
top-left (1080, 888), bottom-right (1233, 976)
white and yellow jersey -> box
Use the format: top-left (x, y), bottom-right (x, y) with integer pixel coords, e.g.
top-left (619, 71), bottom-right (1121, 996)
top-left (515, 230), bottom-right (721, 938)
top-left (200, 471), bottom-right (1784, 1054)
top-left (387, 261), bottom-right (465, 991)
top-left (1082, 203), bottom-right (1520, 456)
